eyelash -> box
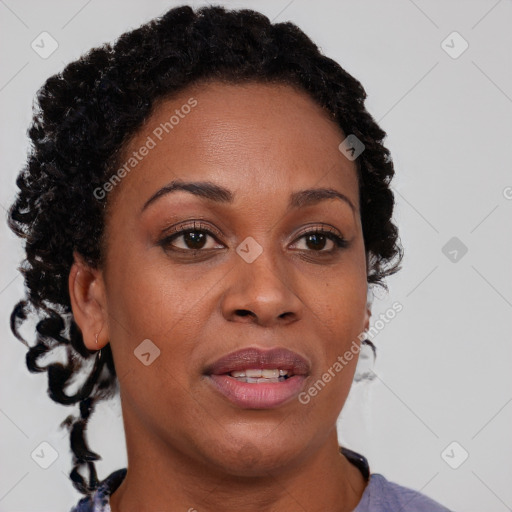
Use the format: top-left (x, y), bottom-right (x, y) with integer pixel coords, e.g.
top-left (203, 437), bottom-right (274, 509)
top-left (158, 221), bottom-right (348, 256)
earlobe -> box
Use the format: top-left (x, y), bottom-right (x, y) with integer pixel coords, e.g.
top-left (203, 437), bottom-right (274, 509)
top-left (363, 305), bottom-right (371, 333)
top-left (363, 285), bottom-right (372, 333)
top-left (68, 251), bottom-right (109, 351)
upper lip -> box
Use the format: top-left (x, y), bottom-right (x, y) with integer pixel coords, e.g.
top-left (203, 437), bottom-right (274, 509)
top-left (205, 347), bottom-right (310, 376)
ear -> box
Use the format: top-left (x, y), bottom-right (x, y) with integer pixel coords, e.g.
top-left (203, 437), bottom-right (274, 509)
top-left (363, 304), bottom-right (371, 333)
top-left (68, 251), bottom-right (109, 350)
top-left (363, 285), bottom-right (372, 333)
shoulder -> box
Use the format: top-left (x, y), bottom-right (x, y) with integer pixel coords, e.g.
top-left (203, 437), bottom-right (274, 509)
top-left (354, 473), bottom-right (452, 512)
top-left (69, 469), bottom-right (127, 512)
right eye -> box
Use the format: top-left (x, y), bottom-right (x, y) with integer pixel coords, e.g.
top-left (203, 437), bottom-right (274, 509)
top-left (158, 221), bottom-right (225, 253)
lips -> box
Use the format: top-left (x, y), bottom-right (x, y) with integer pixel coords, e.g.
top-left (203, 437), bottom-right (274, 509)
top-left (204, 347), bottom-right (310, 409)
top-left (205, 347), bottom-right (310, 376)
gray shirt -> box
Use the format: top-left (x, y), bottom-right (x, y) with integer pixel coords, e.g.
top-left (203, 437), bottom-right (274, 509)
top-left (353, 473), bottom-right (452, 511)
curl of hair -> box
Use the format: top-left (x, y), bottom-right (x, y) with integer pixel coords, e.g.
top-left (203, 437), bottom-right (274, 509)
top-left (8, 4), bottom-right (403, 496)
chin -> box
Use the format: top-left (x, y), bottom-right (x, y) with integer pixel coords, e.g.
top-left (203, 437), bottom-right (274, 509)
top-left (201, 429), bottom-right (309, 477)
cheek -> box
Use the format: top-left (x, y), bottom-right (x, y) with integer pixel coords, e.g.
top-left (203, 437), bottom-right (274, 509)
top-left (103, 259), bottom-right (203, 418)
top-left (104, 249), bottom-right (225, 382)
top-left (308, 268), bottom-right (368, 343)
top-left (105, 250), bottom-right (201, 336)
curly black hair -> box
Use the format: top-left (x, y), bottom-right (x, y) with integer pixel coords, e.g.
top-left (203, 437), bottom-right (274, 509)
top-left (7, 4), bottom-right (403, 497)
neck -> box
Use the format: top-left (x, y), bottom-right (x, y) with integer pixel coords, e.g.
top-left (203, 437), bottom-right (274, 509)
top-left (109, 425), bottom-right (367, 512)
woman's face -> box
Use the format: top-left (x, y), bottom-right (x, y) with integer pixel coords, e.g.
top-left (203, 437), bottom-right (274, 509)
top-left (74, 81), bottom-right (370, 475)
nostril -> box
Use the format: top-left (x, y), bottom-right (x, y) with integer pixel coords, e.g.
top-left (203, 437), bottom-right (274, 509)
top-left (235, 309), bottom-right (252, 317)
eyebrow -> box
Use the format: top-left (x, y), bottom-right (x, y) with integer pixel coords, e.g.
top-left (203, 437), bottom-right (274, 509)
top-left (141, 179), bottom-right (356, 214)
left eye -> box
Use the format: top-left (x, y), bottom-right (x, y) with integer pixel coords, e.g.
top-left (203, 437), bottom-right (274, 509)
top-left (291, 229), bottom-right (348, 252)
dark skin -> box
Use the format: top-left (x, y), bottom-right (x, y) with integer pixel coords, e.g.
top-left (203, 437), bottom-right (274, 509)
top-left (69, 81), bottom-right (371, 511)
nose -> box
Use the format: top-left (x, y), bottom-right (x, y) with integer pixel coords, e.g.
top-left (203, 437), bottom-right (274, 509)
top-left (220, 245), bottom-right (303, 327)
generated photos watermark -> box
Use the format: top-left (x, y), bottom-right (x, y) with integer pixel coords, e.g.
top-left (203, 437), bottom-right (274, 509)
top-left (298, 301), bottom-right (403, 404)
top-left (93, 97), bottom-right (198, 201)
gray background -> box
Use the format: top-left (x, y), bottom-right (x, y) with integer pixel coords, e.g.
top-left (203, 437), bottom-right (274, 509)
top-left (1, 1), bottom-right (511, 510)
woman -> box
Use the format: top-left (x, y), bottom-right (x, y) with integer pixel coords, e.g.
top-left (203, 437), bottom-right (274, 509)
top-left (8, 5), bottom-right (451, 511)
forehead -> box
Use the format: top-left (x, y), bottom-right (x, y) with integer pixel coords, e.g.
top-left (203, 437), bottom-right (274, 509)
top-left (107, 81), bottom-right (359, 211)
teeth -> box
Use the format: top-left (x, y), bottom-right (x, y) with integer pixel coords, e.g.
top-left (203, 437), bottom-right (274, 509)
top-left (228, 368), bottom-right (291, 383)
top-left (245, 369), bottom-right (262, 378)
top-left (240, 377), bottom-right (282, 384)
top-left (229, 369), bottom-right (289, 378)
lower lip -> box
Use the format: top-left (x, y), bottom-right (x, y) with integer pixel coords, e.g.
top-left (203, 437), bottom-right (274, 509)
top-left (207, 374), bottom-right (307, 409)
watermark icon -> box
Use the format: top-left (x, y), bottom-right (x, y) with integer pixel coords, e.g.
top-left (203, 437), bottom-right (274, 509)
top-left (93, 97), bottom-right (198, 200)
top-left (31, 441), bottom-right (59, 469)
top-left (503, 186), bottom-right (512, 200)
top-left (134, 339), bottom-right (161, 366)
top-left (441, 31), bottom-right (469, 59)
top-left (298, 301), bottom-right (403, 404)
top-left (31, 31), bottom-right (59, 59)
top-left (236, 236), bottom-right (263, 263)
top-left (338, 134), bottom-right (365, 161)
top-left (441, 441), bottom-right (469, 469)
top-left (442, 236), bottom-right (468, 263)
